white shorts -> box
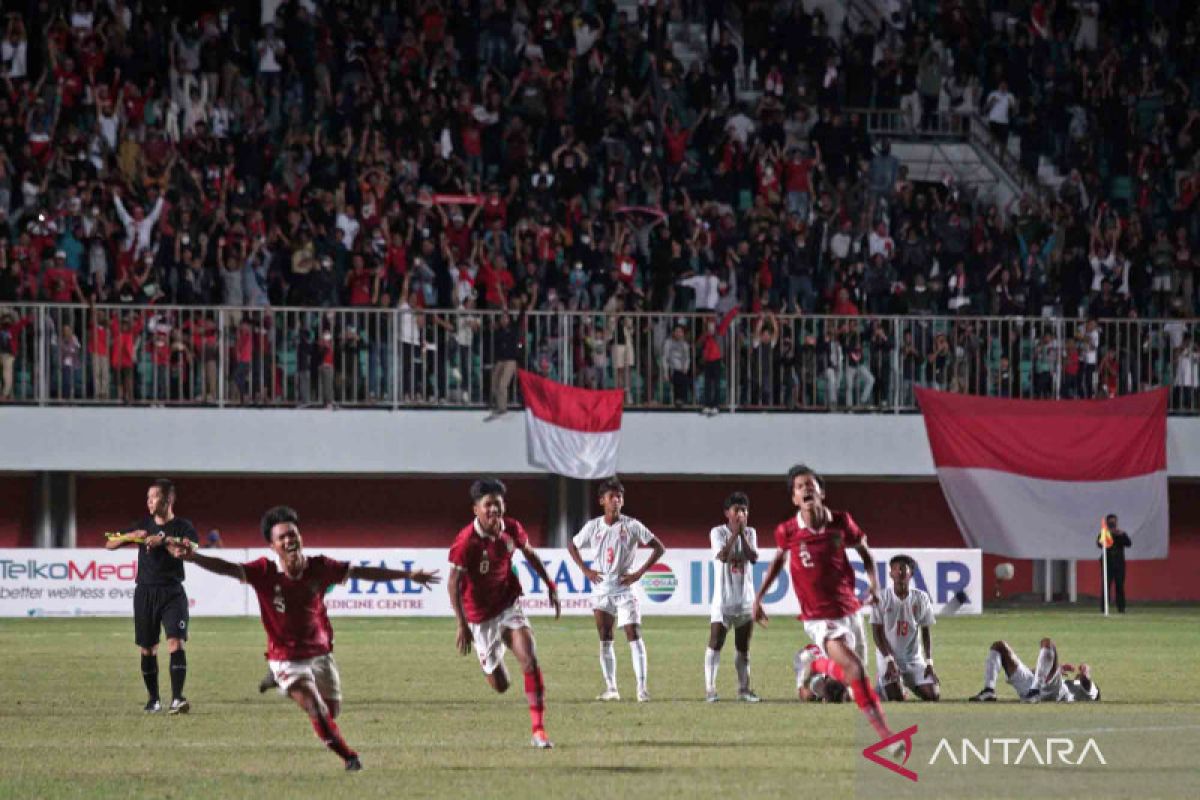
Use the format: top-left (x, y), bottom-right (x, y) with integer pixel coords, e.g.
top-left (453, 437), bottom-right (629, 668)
top-left (612, 344), bottom-right (635, 370)
top-left (875, 653), bottom-right (935, 695)
top-left (469, 601), bottom-right (531, 675)
top-left (710, 606), bottom-right (753, 628)
top-left (269, 653), bottom-right (342, 703)
top-left (1007, 657), bottom-right (1070, 702)
top-left (803, 614), bottom-right (865, 662)
top-left (592, 590), bottom-right (641, 627)
top-left (1152, 274), bottom-right (1172, 292)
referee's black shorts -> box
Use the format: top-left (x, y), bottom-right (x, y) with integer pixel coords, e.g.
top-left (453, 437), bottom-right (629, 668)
top-left (133, 584), bottom-right (190, 648)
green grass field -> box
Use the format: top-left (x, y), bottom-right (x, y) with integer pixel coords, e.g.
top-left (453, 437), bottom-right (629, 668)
top-left (1, 609), bottom-right (1197, 799)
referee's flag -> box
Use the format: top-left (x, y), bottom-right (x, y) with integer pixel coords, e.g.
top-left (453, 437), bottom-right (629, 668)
top-left (518, 370), bottom-right (624, 480)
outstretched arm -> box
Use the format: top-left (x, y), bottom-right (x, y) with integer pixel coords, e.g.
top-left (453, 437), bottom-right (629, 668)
top-left (348, 564), bottom-right (441, 586)
top-left (168, 543), bottom-right (246, 580)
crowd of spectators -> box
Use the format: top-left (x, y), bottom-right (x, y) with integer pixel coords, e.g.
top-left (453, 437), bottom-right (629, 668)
top-left (0, 0), bottom-right (1198, 410)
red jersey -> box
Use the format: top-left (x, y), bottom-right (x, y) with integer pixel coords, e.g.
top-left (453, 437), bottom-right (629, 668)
top-left (241, 555), bottom-right (351, 661)
top-left (448, 517), bottom-right (528, 623)
top-left (774, 510), bottom-right (865, 620)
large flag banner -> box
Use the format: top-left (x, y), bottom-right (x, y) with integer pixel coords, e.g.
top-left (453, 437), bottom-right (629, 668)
top-left (916, 387), bottom-right (1169, 559)
top-left (518, 370), bottom-right (624, 480)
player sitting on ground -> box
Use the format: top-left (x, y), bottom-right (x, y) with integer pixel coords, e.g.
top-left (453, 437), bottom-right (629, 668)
top-left (168, 506), bottom-right (441, 771)
top-left (794, 644), bottom-right (849, 703)
top-left (968, 637), bottom-right (1101, 703)
top-left (871, 555), bottom-right (940, 701)
top-left (448, 478), bottom-right (561, 749)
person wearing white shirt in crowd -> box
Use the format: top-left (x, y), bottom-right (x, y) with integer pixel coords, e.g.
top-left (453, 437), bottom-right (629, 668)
top-left (2, 19), bottom-right (28, 81)
top-left (1174, 335), bottom-right (1199, 410)
top-left (872, 555), bottom-right (940, 701)
top-left (676, 270), bottom-right (721, 311)
top-left (568, 478), bottom-right (666, 703)
top-left (704, 492), bottom-right (760, 703)
top-left (985, 80), bottom-right (1016, 142)
top-left (112, 189), bottom-right (165, 260)
top-left (335, 193), bottom-right (361, 251)
top-left (868, 222), bottom-right (894, 260)
top-left (829, 219), bottom-right (855, 262)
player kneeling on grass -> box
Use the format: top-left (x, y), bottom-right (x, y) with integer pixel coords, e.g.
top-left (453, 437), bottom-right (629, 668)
top-left (871, 555), bottom-right (940, 702)
top-left (448, 478), bottom-right (561, 749)
top-left (969, 637), bottom-right (1101, 703)
top-left (704, 492), bottom-right (760, 703)
top-left (167, 506), bottom-right (441, 771)
top-left (568, 477), bottom-right (666, 703)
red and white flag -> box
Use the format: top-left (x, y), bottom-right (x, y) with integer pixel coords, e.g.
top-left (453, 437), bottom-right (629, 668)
top-left (518, 370), bottom-right (624, 480)
top-left (916, 387), bottom-right (1169, 559)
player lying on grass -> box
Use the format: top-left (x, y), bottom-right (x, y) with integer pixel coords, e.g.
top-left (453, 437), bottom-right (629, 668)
top-left (968, 637), bottom-right (1101, 703)
top-left (167, 506), bottom-right (440, 771)
top-left (871, 555), bottom-right (940, 701)
top-left (794, 644), bottom-right (850, 703)
top-left (448, 478), bottom-right (561, 749)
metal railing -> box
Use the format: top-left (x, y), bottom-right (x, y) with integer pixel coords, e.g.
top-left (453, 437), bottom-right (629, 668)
top-left (1, 304), bottom-right (1198, 414)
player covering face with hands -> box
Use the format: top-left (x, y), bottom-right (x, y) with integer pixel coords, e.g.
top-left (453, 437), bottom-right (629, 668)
top-left (168, 506), bottom-right (440, 771)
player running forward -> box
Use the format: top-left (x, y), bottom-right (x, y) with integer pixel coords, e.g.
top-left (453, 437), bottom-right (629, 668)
top-left (753, 464), bottom-right (895, 742)
top-left (969, 637), bottom-right (1101, 703)
top-left (794, 644), bottom-right (850, 702)
top-left (448, 478), bottom-right (561, 749)
top-left (871, 555), bottom-right (940, 701)
top-left (568, 477), bottom-right (666, 703)
top-left (704, 492), bottom-right (760, 703)
top-left (104, 478), bottom-right (199, 715)
top-left (167, 506), bottom-right (441, 771)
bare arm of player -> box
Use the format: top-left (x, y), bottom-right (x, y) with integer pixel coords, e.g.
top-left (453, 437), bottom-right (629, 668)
top-left (872, 622), bottom-right (900, 684)
top-left (447, 568), bottom-right (472, 656)
top-left (168, 543), bottom-right (246, 581)
top-left (567, 541), bottom-right (601, 583)
top-left (753, 550), bottom-right (787, 626)
top-left (520, 543), bottom-right (561, 619)
top-left (620, 536), bottom-right (666, 586)
top-left (348, 565), bottom-right (441, 587)
top-left (922, 625), bottom-right (937, 681)
top-left (740, 529), bottom-right (758, 564)
top-left (104, 529), bottom-right (148, 549)
top-left (855, 539), bottom-right (880, 606)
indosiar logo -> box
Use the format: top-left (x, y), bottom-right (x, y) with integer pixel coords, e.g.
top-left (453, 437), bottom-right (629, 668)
top-left (640, 563), bottom-right (677, 603)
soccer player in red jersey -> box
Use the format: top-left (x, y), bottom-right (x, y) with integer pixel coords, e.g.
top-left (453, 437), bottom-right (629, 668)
top-left (753, 464), bottom-right (895, 742)
top-left (168, 506), bottom-right (440, 771)
top-left (448, 478), bottom-right (561, 749)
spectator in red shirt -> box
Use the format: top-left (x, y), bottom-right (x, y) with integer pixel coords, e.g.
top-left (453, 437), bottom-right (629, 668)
top-left (87, 302), bottom-right (113, 400)
top-left (696, 307), bottom-right (739, 416)
top-left (110, 313), bottom-right (145, 404)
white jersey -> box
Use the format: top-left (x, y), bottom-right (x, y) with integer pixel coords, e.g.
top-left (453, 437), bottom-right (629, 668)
top-left (709, 525), bottom-right (757, 615)
top-left (573, 515), bottom-right (655, 595)
top-left (872, 586), bottom-right (935, 666)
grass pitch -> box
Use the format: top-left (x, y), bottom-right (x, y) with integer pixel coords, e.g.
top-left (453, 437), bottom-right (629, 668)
top-left (0, 608), bottom-right (1197, 799)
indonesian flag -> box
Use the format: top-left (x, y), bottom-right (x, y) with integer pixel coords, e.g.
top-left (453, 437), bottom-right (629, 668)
top-left (916, 387), bottom-right (1169, 559)
top-left (518, 370), bottom-right (624, 480)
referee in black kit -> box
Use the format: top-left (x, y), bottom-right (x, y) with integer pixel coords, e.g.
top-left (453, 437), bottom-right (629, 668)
top-left (105, 478), bottom-right (199, 713)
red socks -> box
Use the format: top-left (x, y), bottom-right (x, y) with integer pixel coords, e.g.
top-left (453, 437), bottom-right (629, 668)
top-left (524, 669), bottom-right (546, 733)
top-left (852, 676), bottom-right (891, 740)
top-left (310, 712), bottom-right (357, 762)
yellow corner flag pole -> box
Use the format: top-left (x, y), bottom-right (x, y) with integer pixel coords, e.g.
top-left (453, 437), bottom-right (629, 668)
top-left (1099, 518), bottom-right (1110, 617)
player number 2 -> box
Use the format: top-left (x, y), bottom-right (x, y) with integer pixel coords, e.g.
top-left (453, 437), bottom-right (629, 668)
top-left (799, 548), bottom-right (813, 568)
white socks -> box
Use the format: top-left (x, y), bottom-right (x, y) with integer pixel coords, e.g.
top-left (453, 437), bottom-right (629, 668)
top-left (600, 641), bottom-right (617, 691)
top-left (704, 648), bottom-right (720, 693)
top-left (629, 639), bottom-right (648, 691)
top-left (983, 649), bottom-right (1002, 690)
top-left (734, 651), bottom-right (750, 693)
top-left (1035, 646), bottom-right (1056, 687)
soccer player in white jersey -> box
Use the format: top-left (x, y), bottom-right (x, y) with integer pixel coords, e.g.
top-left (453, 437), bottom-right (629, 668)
top-left (568, 477), bottom-right (666, 702)
top-left (704, 492), bottom-right (760, 703)
top-left (969, 636), bottom-right (1102, 703)
top-left (871, 554), bottom-right (940, 701)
